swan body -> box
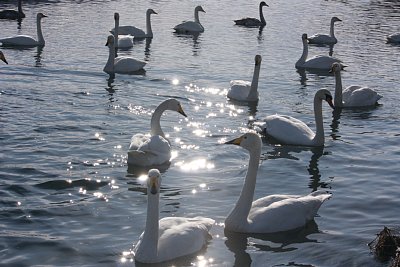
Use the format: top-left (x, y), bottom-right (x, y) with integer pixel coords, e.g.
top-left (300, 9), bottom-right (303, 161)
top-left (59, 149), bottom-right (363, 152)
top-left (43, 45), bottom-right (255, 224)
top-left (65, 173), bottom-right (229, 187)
top-left (330, 62), bottom-right (382, 107)
top-left (0, 13), bottom-right (47, 46)
top-left (0, 51), bottom-right (8, 64)
top-left (103, 35), bottom-right (146, 74)
top-left (257, 89), bottom-right (334, 146)
top-left (295, 33), bottom-right (343, 70)
top-left (228, 55), bottom-right (261, 102)
top-left (234, 1), bottom-right (268, 27)
top-left (133, 169), bottom-right (214, 263)
top-left (111, 9), bottom-right (157, 38)
top-left (308, 17), bottom-right (342, 45)
top-left (224, 133), bottom-right (331, 233)
top-left (0, 0), bottom-right (25, 20)
top-left (174, 6), bottom-right (206, 34)
top-left (112, 13), bottom-right (133, 48)
top-left (127, 99), bottom-right (187, 167)
top-left (387, 32), bottom-right (400, 43)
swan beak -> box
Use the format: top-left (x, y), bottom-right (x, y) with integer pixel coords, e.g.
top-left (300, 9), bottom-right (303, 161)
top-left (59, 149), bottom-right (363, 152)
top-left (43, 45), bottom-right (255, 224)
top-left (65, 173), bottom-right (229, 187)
top-left (149, 179), bottom-right (159, 195)
top-left (326, 97), bottom-right (335, 109)
top-left (225, 136), bottom-right (243, 146)
top-left (178, 106), bottom-right (187, 117)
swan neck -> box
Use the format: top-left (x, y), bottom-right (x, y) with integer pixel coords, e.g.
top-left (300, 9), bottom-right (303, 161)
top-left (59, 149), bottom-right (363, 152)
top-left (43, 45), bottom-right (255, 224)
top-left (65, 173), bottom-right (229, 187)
top-left (334, 71), bottom-right (343, 107)
top-left (146, 12), bottom-right (153, 36)
top-left (18, 0), bottom-right (23, 14)
top-left (259, 4), bottom-right (266, 25)
top-left (150, 103), bottom-right (166, 138)
top-left (194, 9), bottom-right (201, 24)
top-left (104, 43), bottom-right (115, 73)
top-left (225, 146), bottom-right (260, 229)
top-left (37, 17), bottom-right (45, 45)
top-left (296, 38), bottom-right (308, 67)
top-left (248, 62), bottom-right (261, 100)
top-left (114, 17), bottom-right (119, 47)
top-left (141, 192), bottom-right (160, 258)
top-left (330, 20), bottom-right (335, 38)
top-left (313, 95), bottom-right (325, 146)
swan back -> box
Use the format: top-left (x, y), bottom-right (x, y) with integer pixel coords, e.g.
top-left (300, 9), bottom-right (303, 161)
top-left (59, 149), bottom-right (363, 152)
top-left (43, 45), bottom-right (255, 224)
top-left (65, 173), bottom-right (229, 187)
top-left (387, 33), bottom-right (400, 43)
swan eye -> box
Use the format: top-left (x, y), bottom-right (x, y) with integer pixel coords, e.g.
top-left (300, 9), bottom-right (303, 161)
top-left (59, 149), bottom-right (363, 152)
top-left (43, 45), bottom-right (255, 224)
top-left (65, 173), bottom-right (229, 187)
top-left (325, 94), bottom-right (332, 101)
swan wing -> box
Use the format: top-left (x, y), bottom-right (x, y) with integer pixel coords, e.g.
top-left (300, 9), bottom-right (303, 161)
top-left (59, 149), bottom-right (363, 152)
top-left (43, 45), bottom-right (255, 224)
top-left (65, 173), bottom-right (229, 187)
top-left (247, 191), bottom-right (331, 233)
top-left (174, 21), bottom-right (204, 33)
top-left (234, 18), bottom-right (261, 27)
top-left (0, 35), bottom-right (37, 46)
top-left (227, 80), bottom-right (251, 100)
top-left (304, 55), bottom-right (342, 70)
top-left (342, 86), bottom-right (382, 107)
top-left (308, 34), bottom-right (337, 44)
top-left (155, 216), bottom-right (214, 262)
top-left (262, 114), bottom-right (315, 146)
top-left (112, 26), bottom-right (145, 37)
top-left (117, 35), bottom-right (133, 48)
top-left (128, 135), bottom-right (171, 166)
top-left (114, 56), bottom-right (146, 73)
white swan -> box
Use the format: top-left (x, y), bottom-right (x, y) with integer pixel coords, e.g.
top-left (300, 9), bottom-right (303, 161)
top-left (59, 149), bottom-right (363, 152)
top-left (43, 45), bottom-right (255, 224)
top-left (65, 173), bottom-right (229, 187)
top-left (234, 1), bottom-right (268, 27)
top-left (0, 0), bottom-right (25, 20)
top-left (308, 17), bottom-right (342, 45)
top-left (295, 33), bottom-right (343, 70)
top-left (174, 6), bottom-right (206, 34)
top-left (256, 89), bottom-right (334, 147)
top-left (133, 169), bottom-right (214, 263)
top-left (228, 55), bottom-right (261, 102)
top-left (111, 9), bottom-right (157, 38)
top-left (387, 32), bottom-right (400, 43)
top-left (330, 62), bottom-right (382, 107)
top-left (127, 99), bottom-right (187, 167)
top-left (0, 51), bottom-right (8, 64)
top-left (112, 13), bottom-right (133, 48)
top-left (0, 13), bottom-right (46, 46)
top-left (103, 35), bottom-right (146, 74)
top-left (224, 132), bottom-right (331, 233)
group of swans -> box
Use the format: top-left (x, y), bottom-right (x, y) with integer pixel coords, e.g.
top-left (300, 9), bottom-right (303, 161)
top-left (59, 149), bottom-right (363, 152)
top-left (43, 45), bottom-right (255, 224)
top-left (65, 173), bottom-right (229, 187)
top-left (234, 1), bottom-right (268, 27)
top-left (0, 12), bottom-right (47, 46)
top-left (0, 0), bottom-right (24, 20)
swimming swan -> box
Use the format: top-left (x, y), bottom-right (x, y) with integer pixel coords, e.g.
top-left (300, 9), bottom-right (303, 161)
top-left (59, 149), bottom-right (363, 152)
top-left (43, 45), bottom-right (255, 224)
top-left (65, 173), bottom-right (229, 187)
top-left (295, 33), bottom-right (343, 70)
top-left (0, 0), bottom-right (25, 20)
top-left (387, 32), bottom-right (400, 43)
top-left (127, 99), bottom-right (187, 167)
top-left (0, 51), bottom-right (8, 64)
top-left (234, 1), bottom-right (268, 27)
top-left (112, 13), bottom-right (133, 48)
top-left (224, 132), bottom-right (331, 233)
top-left (111, 9), bottom-right (157, 38)
top-left (103, 35), bottom-right (146, 74)
top-left (330, 62), bottom-right (382, 107)
top-left (0, 13), bottom-right (47, 46)
top-left (308, 17), bottom-right (342, 45)
top-left (228, 55), bottom-right (261, 102)
top-left (174, 6), bottom-right (206, 34)
top-left (256, 89), bottom-right (334, 147)
top-left (133, 169), bottom-right (214, 263)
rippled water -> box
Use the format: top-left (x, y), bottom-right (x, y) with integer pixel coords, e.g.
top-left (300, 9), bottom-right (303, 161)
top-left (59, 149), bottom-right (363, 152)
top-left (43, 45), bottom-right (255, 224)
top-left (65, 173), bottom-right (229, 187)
top-left (1, 0), bottom-right (400, 266)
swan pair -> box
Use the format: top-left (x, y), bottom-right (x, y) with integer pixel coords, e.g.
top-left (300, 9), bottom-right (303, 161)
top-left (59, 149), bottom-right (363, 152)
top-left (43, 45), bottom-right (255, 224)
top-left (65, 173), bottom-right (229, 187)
top-left (296, 33), bottom-right (344, 71)
top-left (0, 51), bottom-right (8, 64)
top-left (330, 62), bottom-right (382, 107)
top-left (127, 99), bottom-right (187, 167)
top-left (110, 9), bottom-right (157, 39)
top-left (256, 89), bottom-right (334, 147)
top-left (103, 35), bottom-right (146, 74)
top-left (174, 6), bottom-right (206, 34)
top-left (133, 133), bottom-right (331, 263)
top-left (0, 0), bottom-right (25, 20)
top-left (234, 1), bottom-right (268, 27)
top-left (227, 55), bottom-right (261, 102)
top-left (0, 13), bottom-right (47, 46)
top-left (308, 16), bottom-right (342, 45)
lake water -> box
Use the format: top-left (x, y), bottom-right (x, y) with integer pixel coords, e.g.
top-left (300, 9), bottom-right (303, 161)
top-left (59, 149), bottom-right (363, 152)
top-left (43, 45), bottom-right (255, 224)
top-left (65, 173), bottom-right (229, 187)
top-left (1, 0), bottom-right (400, 266)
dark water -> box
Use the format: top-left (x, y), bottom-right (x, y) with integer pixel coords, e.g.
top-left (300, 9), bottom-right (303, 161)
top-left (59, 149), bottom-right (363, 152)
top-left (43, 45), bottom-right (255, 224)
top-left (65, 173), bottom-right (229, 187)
top-left (1, 0), bottom-right (399, 266)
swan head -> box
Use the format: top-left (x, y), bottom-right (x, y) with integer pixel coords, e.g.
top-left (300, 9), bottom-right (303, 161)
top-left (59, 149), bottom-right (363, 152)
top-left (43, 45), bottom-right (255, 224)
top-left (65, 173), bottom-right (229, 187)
top-left (302, 33), bottom-right (308, 42)
top-left (105, 35), bottom-right (115, 47)
top-left (0, 51), bottom-right (8, 65)
top-left (316, 89), bottom-right (335, 109)
top-left (254, 54), bottom-right (262, 66)
top-left (331, 16), bottom-right (342, 23)
top-left (147, 8), bottom-right (158, 15)
top-left (225, 132), bottom-right (262, 152)
top-left (329, 62), bottom-right (344, 74)
top-left (147, 169), bottom-right (161, 195)
top-left (164, 99), bottom-right (187, 117)
top-left (195, 5), bottom-right (206, 13)
top-left (260, 1), bottom-right (269, 8)
top-left (37, 12), bottom-right (47, 20)
top-left (114, 12), bottom-right (119, 20)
